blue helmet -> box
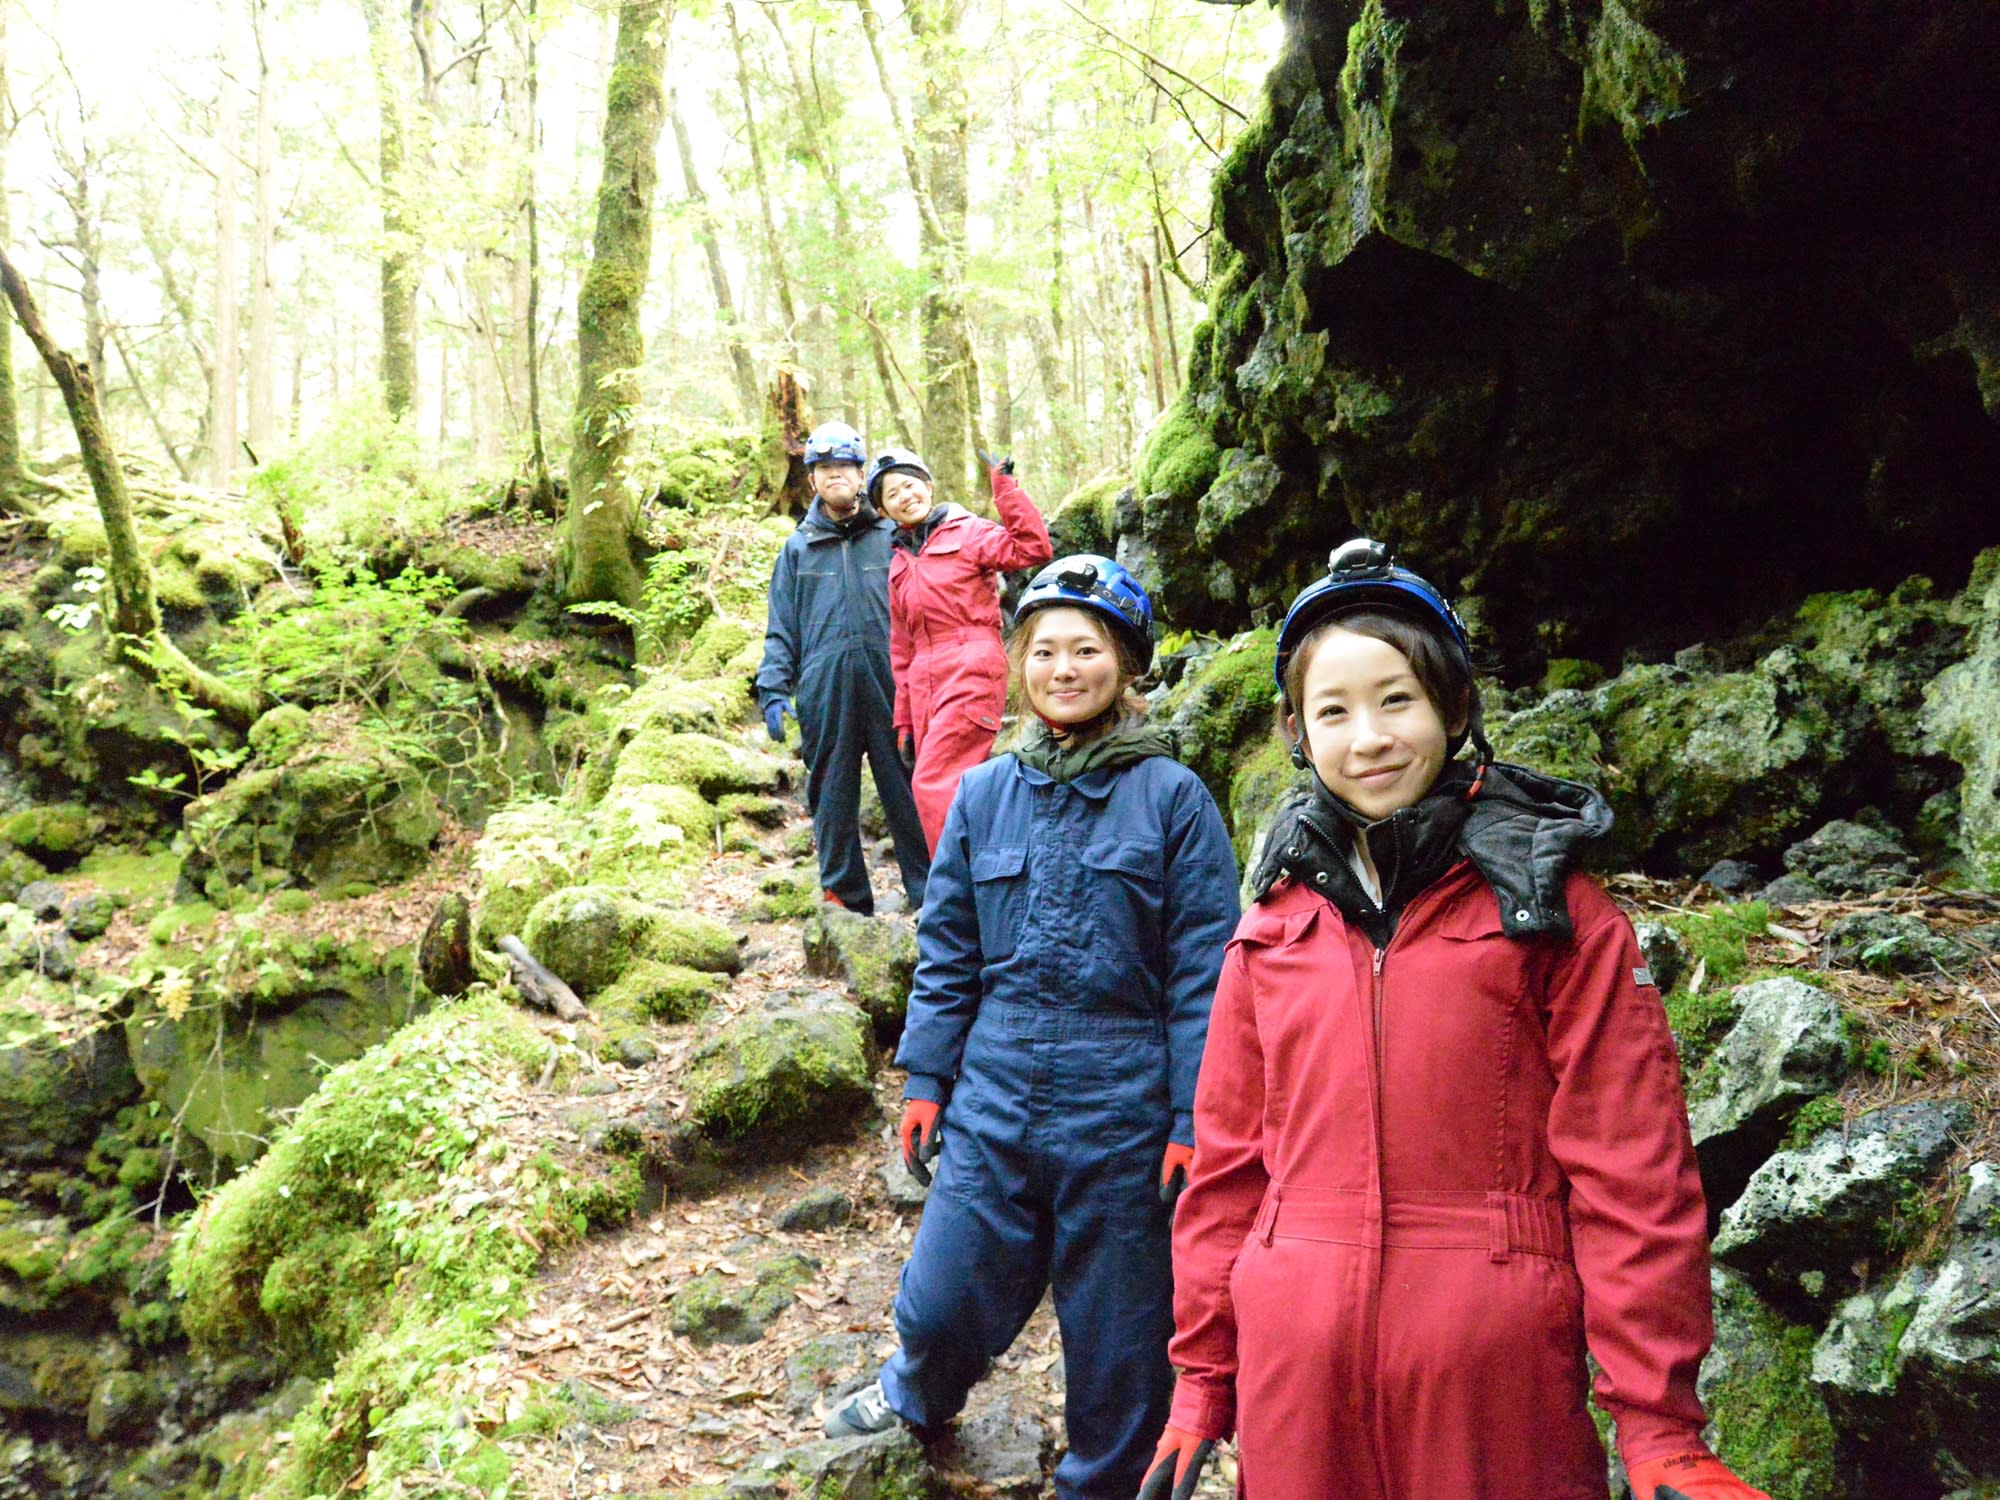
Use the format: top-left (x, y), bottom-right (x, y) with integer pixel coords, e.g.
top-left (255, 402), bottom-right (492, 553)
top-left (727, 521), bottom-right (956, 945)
top-left (865, 447), bottom-right (932, 502)
top-left (803, 421), bottom-right (867, 469)
top-left (1013, 554), bottom-right (1155, 669)
top-left (1273, 537), bottom-right (1471, 700)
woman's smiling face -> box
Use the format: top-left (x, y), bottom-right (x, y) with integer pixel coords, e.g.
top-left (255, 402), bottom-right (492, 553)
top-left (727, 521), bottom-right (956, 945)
top-left (1293, 626), bottom-right (1454, 819)
top-left (878, 471), bottom-right (935, 527)
top-left (1022, 607), bottom-right (1123, 727)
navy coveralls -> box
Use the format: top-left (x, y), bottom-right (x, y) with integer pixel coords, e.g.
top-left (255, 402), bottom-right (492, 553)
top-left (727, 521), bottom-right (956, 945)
top-left (882, 751), bottom-right (1239, 1499)
top-left (757, 501), bottom-right (929, 913)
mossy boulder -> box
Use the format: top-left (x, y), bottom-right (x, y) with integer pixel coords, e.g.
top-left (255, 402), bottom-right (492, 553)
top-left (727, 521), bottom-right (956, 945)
top-left (592, 959), bottom-right (724, 1024)
top-left (678, 615), bottom-right (763, 680)
top-left (170, 991), bottom-right (629, 1498)
top-left (0, 977), bottom-right (137, 1163)
top-left (177, 719), bottom-right (444, 901)
top-left (2, 803), bottom-right (98, 866)
top-left (752, 869), bottom-right (823, 922)
top-left (613, 731), bottom-right (786, 802)
top-left (1137, 400), bottom-right (1224, 509)
top-left (1047, 473), bottom-right (1132, 558)
top-left (519, 884), bottom-right (739, 998)
top-left (710, 1425), bottom-right (941, 1500)
top-left (246, 704), bottom-right (313, 766)
top-left (1699, 1268), bottom-right (1840, 1499)
top-left (0, 1328), bottom-right (121, 1417)
top-left (802, 909), bottom-right (917, 1035)
top-left (587, 783), bottom-right (716, 902)
top-left (687, 994), bottom-right (872, 1144)
top-left (0, 845), bottom-right (48, 905)
top-left (472, 799), bottom-right (590, 949)
top-left (667, 1250), bottom-right (819, 1347)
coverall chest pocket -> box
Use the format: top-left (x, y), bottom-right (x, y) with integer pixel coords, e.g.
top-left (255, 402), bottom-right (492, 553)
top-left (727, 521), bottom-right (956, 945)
top-left (970, 845), bottom-right (1029, 960)
top-left (1081, 839), bottom-right (1165, 957)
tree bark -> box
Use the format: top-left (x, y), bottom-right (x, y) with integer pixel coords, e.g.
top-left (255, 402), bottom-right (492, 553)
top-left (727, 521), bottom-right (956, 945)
top-left (522, 0), bottom-right (554, 512)
top-left (668, 86), bottom-right (759, 423)
top-left (727, 3), bottom-right (797, 361)
top-left (0, 6), bottom-right (32, 508)
top-left (559, 0), bottom-right (673, 608)
top-left (360, 0), bottom-right (418, 420)
top-left (0, 250), bottom-right (258, 724)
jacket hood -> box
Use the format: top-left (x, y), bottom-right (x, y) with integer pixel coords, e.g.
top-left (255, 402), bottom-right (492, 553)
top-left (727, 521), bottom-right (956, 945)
top-left (889, 502), bottom-right (962, 553)
top-left (1251, 759), bottom-right (1612, 943)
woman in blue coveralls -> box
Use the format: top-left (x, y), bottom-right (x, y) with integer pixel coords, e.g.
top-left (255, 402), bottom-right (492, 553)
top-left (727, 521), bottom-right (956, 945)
top-left (822, 555), bottom-right (1241, 1500)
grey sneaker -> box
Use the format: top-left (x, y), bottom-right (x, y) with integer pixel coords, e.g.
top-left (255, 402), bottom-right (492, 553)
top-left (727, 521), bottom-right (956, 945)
top-left (823, 1379), bottom-right (901, 1438)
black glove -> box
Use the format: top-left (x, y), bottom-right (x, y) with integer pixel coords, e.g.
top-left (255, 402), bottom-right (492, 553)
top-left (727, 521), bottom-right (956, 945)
top-left (898, 730), bottom-right (917, 773)
top-left (977, 448), bottom-right (1015, 477)
top-left (1136, 1438), bottom-right (1215, 1500)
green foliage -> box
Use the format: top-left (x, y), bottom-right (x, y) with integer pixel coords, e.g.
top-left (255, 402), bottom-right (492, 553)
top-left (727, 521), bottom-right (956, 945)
top-left (253, 393), bottom-right (462, 550)
top-left (213, 564), bottom-right (463, 708)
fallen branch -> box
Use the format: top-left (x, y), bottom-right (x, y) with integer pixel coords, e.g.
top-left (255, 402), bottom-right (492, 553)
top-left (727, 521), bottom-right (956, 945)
top-left (498, 935), bottom-right (589, 1023)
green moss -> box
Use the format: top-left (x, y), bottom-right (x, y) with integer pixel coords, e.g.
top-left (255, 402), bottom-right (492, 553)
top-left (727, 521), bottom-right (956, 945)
top-left (1227, 736), bottom-right (1303, 868)
top-left (1154, 629), bottom-right (1282, 836)
top-left (594, 959), bottom-right (723, 1023)
top-left (1578, 0), bottom-right (1688, 148)
top-left (2, 802), bottom-right (96, 859)
top-left (1540, 658), bottom-right (1606, 693)
top-left (77, 846), bottom-right (179, 906)
top-left (679, 615), bottom-right (759, 677)
top-left (687, 1001), bottom-right (871, 1142)
top-left (0, 845), bottom-right (48, 903)
top-left (752, 871), bottom-right (823, 923)
top-left (1703, 1280), bottom-right (1840, 1498)
top-left (1046, 471), bottom-right (1130, 557)
top-left (613, 731), bottom-right (781, 801)
top-left (1654, 902), bottom-right (1769, 1076)
top-left (247, 704), bottom-right (313, 765)
top-left (1137, 401), bottom-right (1223, 505)
top-left (473, 799), bottom-right (591, 949)
top-left (170, 991), bottom-right (620, 1499)
top-left (1783, 1095), bottom-right (1845, 1150)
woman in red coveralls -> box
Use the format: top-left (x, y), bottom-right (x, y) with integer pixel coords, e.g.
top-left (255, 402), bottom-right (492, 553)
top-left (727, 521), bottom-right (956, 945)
top-left (1140, 539), bottom-right (1770, 1500)
top-left (867, 447), bottom-right (1053, 853)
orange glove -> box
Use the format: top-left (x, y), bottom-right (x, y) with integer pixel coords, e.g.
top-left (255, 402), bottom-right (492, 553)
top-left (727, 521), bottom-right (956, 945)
top-left (1136, 1426), bottom-right (1213, 1500)
top-left (1159, 1142), bottom-right (1195, 1207)
top-left (899, 1098), bottom-right (942, 1186)
top-left (1627, 1452), bottom-right (1771, 1500)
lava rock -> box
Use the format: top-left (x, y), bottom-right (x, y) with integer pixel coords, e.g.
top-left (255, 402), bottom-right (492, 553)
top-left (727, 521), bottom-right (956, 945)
top-left (784, 1332), bottom-right (873, 1418)
top-left (879, 1147), bottom-right (930, 1209)
top-left (947, 1391), bottom-right (1053, 1497)
top-left (1757, 874), bottom-right (1827, 907)
top-left (1699, 859), bottom-right (1765, 895)
top-left (61, 892), bottom-right (114, 942)
top-left (667, 1252), bottom-right (820, 1347)
top-left (1688, 978), bottom-right (1849, 1218)
top-left (723, 1424), bottom-right (933, 1500)
top-left (685, 993), bottom-right (872, 1146)
top-left (1714, 1100), bottom-right (1969, 1306)
top-left (1822, 912), bottom-right (1974, 974)
top-left (774, 1186), bottom-right (853, 1233)
top-left (16, 882), bottom-right (63, 922)
top-left (803, 908), bottom-right (917, 1037)
top-left (1699, 1269), bottom-right (1838, 1498)
top-left (1781, 820), bottom-right (1919, 896)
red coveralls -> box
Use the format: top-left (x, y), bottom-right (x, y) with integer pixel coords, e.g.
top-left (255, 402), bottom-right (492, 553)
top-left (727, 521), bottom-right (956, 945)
top-left (1168, 865), bottom-right (1712, 1498)
top-left (889, 472), bottom-right (1052, 852)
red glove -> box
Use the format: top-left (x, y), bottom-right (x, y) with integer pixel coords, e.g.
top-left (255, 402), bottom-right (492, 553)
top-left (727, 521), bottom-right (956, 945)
top-left (1627, 1452), bottom-right (1771, 1500)
top-left (899, 1098), bottom-right (942, 1186)
top-left (1136, 1426), bottom-right (1214, 1500)
top-left (1159, 1142), bottom-right (1195, 1207)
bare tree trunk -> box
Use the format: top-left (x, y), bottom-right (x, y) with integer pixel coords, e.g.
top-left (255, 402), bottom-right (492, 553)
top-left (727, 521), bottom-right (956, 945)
top-left (360, 0), bottom-right (417, 420)
top-left (0, 6), bottom-right (31, 507)
top-left (858, 0), bottom-right (981, 496)
top-left (522, 0), bottom-right (553, 511)
top-left (726, 2), bottom-right (797, 362)
top-left (212, 11), bottom-right (242, 484)
top-left (246, 0), bottom-right (278, 454)
top-left (668, 86), bottom-right (758, 422)
top-left (1136, 246), bottom-right (1165, 415)
top-left (0, 249), bottom-right (258, 724)
top-left (559, 0), bottom-right (673, 608)
top-left (1155, 224), bottom-right (1181, 398)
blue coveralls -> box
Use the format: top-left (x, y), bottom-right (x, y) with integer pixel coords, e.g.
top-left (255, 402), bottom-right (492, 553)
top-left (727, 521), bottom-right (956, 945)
top-left (757, 501), bottom-right (929, 913)
top-left (882, 751), bottom-right (1240, 1499)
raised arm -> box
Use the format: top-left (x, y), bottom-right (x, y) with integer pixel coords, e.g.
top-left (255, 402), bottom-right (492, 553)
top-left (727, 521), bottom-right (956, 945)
top-left (961, 468), bottom-right (1054, 573)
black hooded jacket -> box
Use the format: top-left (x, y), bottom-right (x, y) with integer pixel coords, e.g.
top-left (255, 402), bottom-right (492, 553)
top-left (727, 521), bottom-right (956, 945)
top-left (1249, 760), bottom-right (1616, 949)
